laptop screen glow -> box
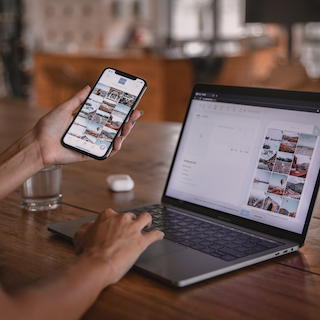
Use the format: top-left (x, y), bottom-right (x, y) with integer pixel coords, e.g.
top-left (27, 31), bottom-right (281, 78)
top-left (165, 91), bottom-right (320, 234)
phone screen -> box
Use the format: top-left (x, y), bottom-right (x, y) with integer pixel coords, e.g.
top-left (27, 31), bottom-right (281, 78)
top-left (62, 68), bottom-right (147, 159)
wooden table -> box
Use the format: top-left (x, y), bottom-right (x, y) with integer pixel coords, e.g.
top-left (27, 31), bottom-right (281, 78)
top-left (0, 99), bottom-right (320, 320)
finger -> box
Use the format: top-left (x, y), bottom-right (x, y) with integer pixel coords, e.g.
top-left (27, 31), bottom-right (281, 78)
top-left (142, 229), bottom-right (164, 245)
top-left (57, 86), bottom-right (91, 113)
top-left (96, 208), bottom-right (117, 222)
top-left (72, 105), bottom-right (82, 117)
top-left (129, 109), bottom-right (142, 122)
top-left (125, 211), bottom-right (137, 220)
top-left (110, 136), bottom-right (123, 155)
top-left (79, 221), bottom-right (94, 232)
top-left (135, 211), bottom-right (153, 229)
top-left (121, 110), bottom-right (141, 138)
top-left (73, 221), bottom-right (94, 242)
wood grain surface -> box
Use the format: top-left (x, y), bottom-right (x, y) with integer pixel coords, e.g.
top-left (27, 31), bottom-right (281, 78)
top-left (0, 99), bottom-right (319, 320)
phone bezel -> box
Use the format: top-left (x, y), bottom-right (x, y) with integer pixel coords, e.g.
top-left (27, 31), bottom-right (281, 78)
top-left (61, 68), bottom-right (147, 160)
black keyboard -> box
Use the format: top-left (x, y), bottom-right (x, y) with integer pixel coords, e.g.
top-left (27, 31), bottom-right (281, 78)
top-left (130, 204), bottom-right (283, 262)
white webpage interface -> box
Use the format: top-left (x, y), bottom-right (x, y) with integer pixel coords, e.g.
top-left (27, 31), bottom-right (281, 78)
top-left (63, 69), bottom-right (145, 157)
top-left (166, 97), bottom-right (320, 234)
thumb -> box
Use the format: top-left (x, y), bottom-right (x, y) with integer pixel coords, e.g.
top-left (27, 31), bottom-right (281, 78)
top-left (57, 85), bottom-right (91, 113)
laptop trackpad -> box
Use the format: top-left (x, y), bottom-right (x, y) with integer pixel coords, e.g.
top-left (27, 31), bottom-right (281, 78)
top-left (137, 240), bottom-right (187, 262)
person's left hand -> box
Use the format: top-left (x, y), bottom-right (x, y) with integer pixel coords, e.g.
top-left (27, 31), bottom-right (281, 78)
top-left (31, 86), bottom-right (141, 168)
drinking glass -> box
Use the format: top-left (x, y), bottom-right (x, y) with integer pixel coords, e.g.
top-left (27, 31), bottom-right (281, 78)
top-left (20, 165), bottom-right (62, 211)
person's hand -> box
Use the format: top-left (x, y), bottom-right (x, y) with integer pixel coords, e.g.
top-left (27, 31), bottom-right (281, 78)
top-left (73, 209), bottom-right (163, 286)
top-left (31, 86), bottom-right (142, 168)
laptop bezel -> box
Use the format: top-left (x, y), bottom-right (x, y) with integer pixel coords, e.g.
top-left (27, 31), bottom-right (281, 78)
top-left (161, 84), bottom-right (320, 247)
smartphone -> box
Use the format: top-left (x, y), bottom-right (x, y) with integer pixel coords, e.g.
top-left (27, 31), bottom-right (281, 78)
top-left (61, 68), bottom-right (147, 160)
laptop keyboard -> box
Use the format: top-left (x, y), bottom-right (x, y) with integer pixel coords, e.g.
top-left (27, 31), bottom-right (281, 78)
top-left (130, 204), bottom-right (283, 262)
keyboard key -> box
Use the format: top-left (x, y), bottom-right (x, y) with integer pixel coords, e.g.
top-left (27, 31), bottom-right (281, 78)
top-left (245, 246), bottom-right (268, 255)
top-left (189, 237), bottom-right (203, 243)
top-left (172, 232), bottom-right (185, 237)
top-left (189, 231), bottom-right (200, 236)
top-left (179, 228), bottom-right (191, 233)
top-left (210, 251), bottom-right (222, 258)
top-left (215, 240), bottom-right (229, 245)
top-left (164, 234), bottom-right (182, 243)
top-left (225, 243), bottom-right (239, 249)
top-left (242, 242), bottom-right (256, 248)
top-left (167, 213), bottom-right (176, 217)
top-left (215, 233), bottom-right (227, 238)
top-left (249, 238), bottom-right (261, 243)
top-left (181, 234), bottom-right (195, 240)
top-left (200, 223), bottom-right (212, 228)
top-left (196, 233), bottom-right (211, 239)
top-left (191, 244), bottom-right (206, 250)
top-left (169, 219), bottom-right (181, 223)
top-left (205, 236), bottom-right (219, 242)
top-left (144, 206), bottom-right (156, 210)
top-left (133, 208), bottom-right (145, 212)
top-left (199, 240), bottom-right (213, 246)
top-left (228, 231), bottom-right (242, 237)
top-left (238, 235), bottom-right (251, 240)
top-left (220, 255), bottom-right (237, 261)
top-left (224, 236), bottom-right (236, 241)
top-left (234, 246), bottom-right (248, 252)
top-left (219, 247), bottom-right (248, 258)
top-left (194, 227), bottom-right (207, 232)
top-left (161, 228), bottom-right (175, 233)
top-left (177, 221), bottom-right (190, 226)
top-left (179, 240), bottom-right (196, 247)
top-left (232, 239), bottom-right (246, 245)
top-left (186, 224), bottom-right (199, 229)
top-left (210, 225), bottom-right (222, 230)
top-left (200, 247), bottom-right (216, 254)
top-left (203, 230), bottom-right (216, 235)
top-left (209, 244), bottom-right (223, 250)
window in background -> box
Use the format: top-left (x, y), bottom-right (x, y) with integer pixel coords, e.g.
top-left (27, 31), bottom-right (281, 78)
top-left (171, 0), bottom-right (214, 41)
top-left (169, 0), bottom-right (245, 57)
top-left (301, 22), bottom-right (320, 79)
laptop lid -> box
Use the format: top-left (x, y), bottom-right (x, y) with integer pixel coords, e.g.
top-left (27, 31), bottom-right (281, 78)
top-left (162, 84), bottom-right (320, 246)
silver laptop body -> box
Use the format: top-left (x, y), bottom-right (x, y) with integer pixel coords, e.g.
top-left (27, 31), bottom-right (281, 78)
top-left (49, 84), bottom-right (320, 287)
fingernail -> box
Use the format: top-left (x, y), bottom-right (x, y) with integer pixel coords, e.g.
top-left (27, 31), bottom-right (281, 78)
top-left (82, 85), bottom-right (89, 90)
top-left (132, 120), bottom-right (136, 127)
top-left (120, 136), bottom-right (124, 146)
top-left (162, 232), bottom-right (165, 237)
top-left (139, 110), bottom-right (144, 116)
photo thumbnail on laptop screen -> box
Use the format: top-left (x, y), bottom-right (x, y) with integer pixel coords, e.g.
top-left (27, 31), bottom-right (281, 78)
top-left (166, 91), bottom-right (320, 234)
top-left (63, 69), bottom-right (145, 158)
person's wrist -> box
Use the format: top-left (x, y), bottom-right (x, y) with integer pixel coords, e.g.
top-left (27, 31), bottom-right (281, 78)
top-left (74, 251), bottom-right (115, 289)
top-left (19, 129), bottom-right (46, 172)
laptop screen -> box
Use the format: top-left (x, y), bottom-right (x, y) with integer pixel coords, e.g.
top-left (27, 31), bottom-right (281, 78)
top-left (165, 86), bottom-right (320, 235)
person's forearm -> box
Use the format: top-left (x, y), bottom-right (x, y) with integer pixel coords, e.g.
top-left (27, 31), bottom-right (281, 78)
top-left (0, 129), bottom-right (43, 201)
top-left (3, 253), bottom-right (111, 320)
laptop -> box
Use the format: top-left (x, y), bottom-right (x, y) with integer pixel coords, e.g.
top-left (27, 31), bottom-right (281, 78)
top-left (48, 84), bottom-right (320, 287)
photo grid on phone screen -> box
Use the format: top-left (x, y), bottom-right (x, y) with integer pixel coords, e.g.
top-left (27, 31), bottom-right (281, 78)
top-left (67, 82), bottom-right (136, 152)
top-left (247, 128), bottom-right (317, 218)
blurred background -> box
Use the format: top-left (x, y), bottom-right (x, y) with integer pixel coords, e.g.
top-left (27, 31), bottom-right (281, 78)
top-left (1, 0), bottom-right (320, 121)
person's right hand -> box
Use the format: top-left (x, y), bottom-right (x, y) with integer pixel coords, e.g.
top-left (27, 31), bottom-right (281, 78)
top-left (73, 209), bottom-right (163, 286)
